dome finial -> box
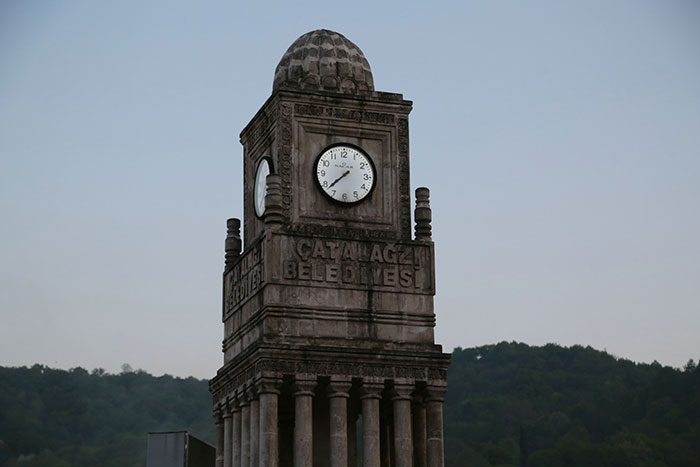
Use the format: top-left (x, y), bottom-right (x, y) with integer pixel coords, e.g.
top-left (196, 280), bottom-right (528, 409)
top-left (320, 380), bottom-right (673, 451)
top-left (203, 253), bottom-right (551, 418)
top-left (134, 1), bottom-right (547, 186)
top-left (273, 30), bottom-right (374, 95)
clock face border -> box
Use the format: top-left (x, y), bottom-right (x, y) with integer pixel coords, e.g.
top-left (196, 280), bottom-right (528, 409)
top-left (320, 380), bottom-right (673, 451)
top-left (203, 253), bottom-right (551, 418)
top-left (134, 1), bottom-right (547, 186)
top-left (253, 156), bottom-right (273, 219)
top-left (313, 142), bottom-right (377, 206)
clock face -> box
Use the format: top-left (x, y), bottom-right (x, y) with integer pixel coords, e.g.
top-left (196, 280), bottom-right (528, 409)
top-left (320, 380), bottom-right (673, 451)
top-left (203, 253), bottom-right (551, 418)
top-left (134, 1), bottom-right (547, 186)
top-left (314, 144), bottom-right (375, 204)
top-left (253, 157), bottom-right (271, 218)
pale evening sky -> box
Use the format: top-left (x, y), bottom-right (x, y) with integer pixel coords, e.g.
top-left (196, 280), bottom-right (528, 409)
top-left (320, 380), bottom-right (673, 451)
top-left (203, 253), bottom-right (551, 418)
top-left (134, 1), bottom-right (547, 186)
top-left (1, 1), bottom-right (699, 378)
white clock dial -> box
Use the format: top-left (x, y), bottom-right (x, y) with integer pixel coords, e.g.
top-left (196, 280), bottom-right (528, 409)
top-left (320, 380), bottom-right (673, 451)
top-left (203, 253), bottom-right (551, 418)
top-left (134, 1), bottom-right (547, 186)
top-left (253, 158), bottom-right (271, 217)
top-left (315, 145), bottom-right (375, 204)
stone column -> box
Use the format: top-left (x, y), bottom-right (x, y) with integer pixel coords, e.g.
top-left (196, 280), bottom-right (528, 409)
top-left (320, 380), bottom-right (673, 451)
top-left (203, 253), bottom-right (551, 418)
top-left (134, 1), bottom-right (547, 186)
top-left (293, 379), bottom-right (315, 467)
top-left (360, 382), bottom-right (383, 467)
top-left (425, 387), bottom-right (446, 467)
top-left (215, 405), bottom-right (224, 467)
top-left (232, 397), bottom-right (242, 467)
top-left (412, 396), bottom-right (427, 467)
top-left (259, 377), bottom-right (281, 467)
top-left (328, 378), bottom-right (352, 467)
top-left (240, 393), bottom-right (251, 467)
top-left (392, 384), bottom-right (414, 467)
top-left (224, 401), bottom-right (233, 467)
top-left (249, 388), bottom-right (260, 467)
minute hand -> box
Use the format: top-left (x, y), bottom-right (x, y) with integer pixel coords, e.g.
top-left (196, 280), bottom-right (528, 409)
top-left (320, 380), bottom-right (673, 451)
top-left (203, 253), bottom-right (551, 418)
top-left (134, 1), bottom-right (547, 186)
top-left (327, 170), bottom-right (350, 189)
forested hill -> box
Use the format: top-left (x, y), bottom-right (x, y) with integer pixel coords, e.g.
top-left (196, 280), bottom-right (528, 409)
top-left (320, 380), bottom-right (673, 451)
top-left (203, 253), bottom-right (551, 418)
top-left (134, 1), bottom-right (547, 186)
top-left (0, 366), bottom-right (215, 467)
top-left (445, 343), bottom-right (700, 467)
top-left (1, 344), bottom-right (699, 467)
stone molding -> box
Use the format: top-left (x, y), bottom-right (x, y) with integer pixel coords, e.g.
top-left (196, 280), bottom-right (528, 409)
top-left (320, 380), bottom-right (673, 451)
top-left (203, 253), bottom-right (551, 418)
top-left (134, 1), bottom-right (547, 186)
top-left (292, 378), bottom-right (317, 397)
top-left (397, 117), bottom-right (411, 239)
top-left (230, 395), bottom-right (242, 412)
top-left (213, 405), bottom-right (223, 423)
top-left (293, 103), bottom-right (395, 125)
top-left (278, 102), bottom-right (293, 223)
top-left (390, 384), bottom-right (415, 402)
top-left (222, 400), bottom-right (233, 418)
top-left (256, 375), bottom-right (283, 396)
top-left (240, 96), bottom-right (279, 148)
top-left (327, 378), bottom-right (353, 399)
top-left (423, 385), bottom-right (447, 403)
top-left (211, 355), bottom-right (448, 404)
top-left (359, 381), bottom-right (384, 400)
top-left (287, 222), bottom-right (400, 241)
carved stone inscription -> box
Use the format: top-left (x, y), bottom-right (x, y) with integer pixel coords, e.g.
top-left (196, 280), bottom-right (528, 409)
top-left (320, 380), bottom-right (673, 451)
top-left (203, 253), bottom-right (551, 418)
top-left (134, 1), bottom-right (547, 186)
top-left (279, 235), bottom-right (433, 293)
top-left (223, 240), bottom-right (264, 319)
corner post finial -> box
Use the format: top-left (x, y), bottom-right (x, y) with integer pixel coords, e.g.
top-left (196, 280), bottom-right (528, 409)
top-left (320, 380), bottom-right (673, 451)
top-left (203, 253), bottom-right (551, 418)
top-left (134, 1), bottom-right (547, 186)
top-left (225, 218), bottom-right (242, 271)
top-left (264, 173), bottom-right (285, 228)
top-left (414, 187), bottom-right (432, 241)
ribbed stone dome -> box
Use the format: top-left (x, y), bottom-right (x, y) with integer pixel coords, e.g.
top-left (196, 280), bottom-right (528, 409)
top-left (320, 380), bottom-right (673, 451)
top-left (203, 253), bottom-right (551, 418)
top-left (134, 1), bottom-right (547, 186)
top-left (273, 29), bottom-right (374, 95)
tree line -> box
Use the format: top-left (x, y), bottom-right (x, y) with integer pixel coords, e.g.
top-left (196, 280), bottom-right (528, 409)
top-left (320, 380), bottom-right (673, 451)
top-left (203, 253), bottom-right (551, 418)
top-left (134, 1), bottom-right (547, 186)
top-left (1, 343), bottom-right (698, 466)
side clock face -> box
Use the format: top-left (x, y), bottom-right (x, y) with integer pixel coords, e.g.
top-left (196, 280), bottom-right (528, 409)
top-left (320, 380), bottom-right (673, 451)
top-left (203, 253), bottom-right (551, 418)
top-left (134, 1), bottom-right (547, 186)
top-left (253, 157), bottom-right (271, 218)
top-left (314, 144), bottom-right (375, 204)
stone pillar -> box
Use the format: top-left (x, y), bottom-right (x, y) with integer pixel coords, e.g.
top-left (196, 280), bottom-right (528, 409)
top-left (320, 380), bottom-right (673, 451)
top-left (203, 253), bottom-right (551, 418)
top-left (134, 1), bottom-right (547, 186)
top-left (232, 397), bottom-right (242, 467)
top-left (224, 218), bottom-right (241, 272)
top-left (392, 384), bottom-right (414, 467)
top-left (293, 379), bottom-right (315, 467)
top-left (412, 396), bottom-right (427, 467)
top-left (241, 393), bottom-right (251, 467)
top-left (259, 377), bottom-right (281, 467)
top-left (264, 173), bottom-right (285, 228)
top-left (215, 405), bottom-right (225, 467)
top-left (249, 387), bottom-right (260, 467)
top-left (425, 387), bottom-right (446, 467)
top-left (328, 379), bottom-right (352, 467)
top-left (360, 382), bottom-right (383, 467)
top-left (224, 401), bottom-right (234, 467)
top-left (414, 187), bottom-right (432, 241)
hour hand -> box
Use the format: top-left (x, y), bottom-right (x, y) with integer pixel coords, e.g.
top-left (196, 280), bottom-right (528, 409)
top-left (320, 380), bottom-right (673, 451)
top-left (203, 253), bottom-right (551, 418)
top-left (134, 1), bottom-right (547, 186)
top-left (328, 170), bottom-right (350, 189)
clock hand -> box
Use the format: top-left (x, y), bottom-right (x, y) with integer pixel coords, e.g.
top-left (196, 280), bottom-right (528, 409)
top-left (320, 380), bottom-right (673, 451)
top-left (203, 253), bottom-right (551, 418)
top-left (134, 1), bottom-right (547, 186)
top-left (327, 170), bottom-right (350, 189)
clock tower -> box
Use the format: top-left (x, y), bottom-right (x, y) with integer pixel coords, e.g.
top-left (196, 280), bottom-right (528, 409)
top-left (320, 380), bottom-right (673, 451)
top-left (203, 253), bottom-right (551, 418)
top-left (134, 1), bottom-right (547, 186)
top-left (210, 30), bottom-right (450, 467)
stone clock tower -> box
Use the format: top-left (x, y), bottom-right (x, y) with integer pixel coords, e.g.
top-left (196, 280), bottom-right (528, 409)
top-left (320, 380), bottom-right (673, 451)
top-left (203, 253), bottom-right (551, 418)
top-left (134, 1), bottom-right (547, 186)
top-left (210, 30), bottom-right (450, 467)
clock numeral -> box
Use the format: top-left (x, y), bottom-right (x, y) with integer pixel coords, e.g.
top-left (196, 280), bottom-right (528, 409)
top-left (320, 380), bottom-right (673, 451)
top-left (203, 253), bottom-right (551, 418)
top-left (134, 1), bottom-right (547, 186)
top-left (359, 163), bottom-right (365, 169)
top-left (341, 150), bottom-right (347, 158)
top-left (363, 174), bottom-right (369, 180)
top-left (332, 190), bottom-right (336, 196)
top-left (342, 193), bottom-right (348, 201)
top-left (361, 184), bottom-right (366, 190)
top-left (322, 160), bottom-right (330, 167)
top-left (353, 191), bottom-right (359, 199)
top-left (322, 180), bottom-right (328, 187)
top-left (320, 170), bottom-right (326, 177)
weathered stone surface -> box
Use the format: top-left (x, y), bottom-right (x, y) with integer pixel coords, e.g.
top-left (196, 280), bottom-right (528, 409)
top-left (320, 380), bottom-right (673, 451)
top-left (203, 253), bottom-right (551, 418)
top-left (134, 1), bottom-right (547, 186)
top-left (239, 91), bottom-right (413, 248)
top-left (293, 382), bottom-right (314, 467)
top-left (259, 390), bottom-right (279, 467)
top-left (212, 30), bottom-right (450, 467)
top-left (273, 30), bottom-right (374, 95)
